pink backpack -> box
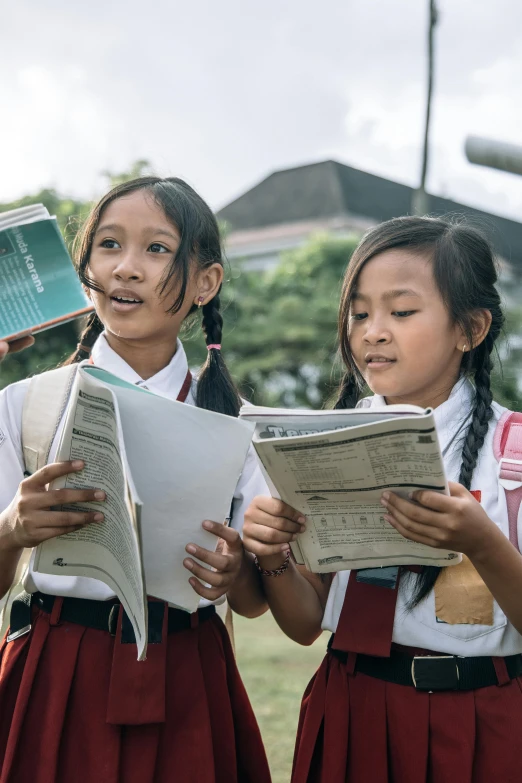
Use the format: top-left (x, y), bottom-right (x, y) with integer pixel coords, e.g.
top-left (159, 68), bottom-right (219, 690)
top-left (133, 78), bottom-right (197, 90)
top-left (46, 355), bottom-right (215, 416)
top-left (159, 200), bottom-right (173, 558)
top-left (494, 411), bottom-right (522, 551)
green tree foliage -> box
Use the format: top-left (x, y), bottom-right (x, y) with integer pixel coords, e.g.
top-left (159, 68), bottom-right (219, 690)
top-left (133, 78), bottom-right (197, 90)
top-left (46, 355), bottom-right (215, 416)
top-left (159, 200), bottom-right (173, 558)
top-left (2, 171), bottom-right (522, 412)
top-left (183, 235), bottom-right (359, 407)
top-left (102, 160), bottom-right (154, 189)
top-left (493, 306), bottom-right (522, 410)
top-left (184, 234), bottom-right (522, 410)
top-left (0, 188), bottom-right (89, 243)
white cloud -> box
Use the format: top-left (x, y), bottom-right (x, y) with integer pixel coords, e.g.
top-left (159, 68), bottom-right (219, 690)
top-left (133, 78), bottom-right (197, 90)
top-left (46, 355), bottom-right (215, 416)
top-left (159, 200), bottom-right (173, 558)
top-left (0, 0), bottom-right (521, 223)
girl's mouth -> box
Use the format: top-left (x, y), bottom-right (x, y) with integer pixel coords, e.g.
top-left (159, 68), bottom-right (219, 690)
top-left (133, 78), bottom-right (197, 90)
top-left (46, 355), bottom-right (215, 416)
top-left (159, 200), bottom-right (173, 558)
top-left (366, 358), bottom-right (396, 369)
top-left (109, 295), bottom-right (144, 313)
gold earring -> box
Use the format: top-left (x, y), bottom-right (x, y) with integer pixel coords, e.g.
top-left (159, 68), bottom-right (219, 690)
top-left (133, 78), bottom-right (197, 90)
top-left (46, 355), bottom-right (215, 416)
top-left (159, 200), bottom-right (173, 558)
top-left (197, 296), bottom-right (204, 308)
top-left (462, 344), bottom-right (467, 352)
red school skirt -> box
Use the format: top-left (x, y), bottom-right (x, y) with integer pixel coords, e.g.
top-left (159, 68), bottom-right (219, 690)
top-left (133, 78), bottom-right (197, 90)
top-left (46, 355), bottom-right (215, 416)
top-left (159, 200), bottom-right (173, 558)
top-left (292, 643), bottom-right (522, 783)
top-left (0, 596), bottom-right (271, 783)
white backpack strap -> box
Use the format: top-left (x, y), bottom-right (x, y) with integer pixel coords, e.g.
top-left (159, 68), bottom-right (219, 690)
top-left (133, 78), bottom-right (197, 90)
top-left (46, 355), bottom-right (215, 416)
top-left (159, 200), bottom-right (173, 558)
top-left (0, 364), bottom-right (78, 639)
top-left (22, 364), bottom-right (79, 475)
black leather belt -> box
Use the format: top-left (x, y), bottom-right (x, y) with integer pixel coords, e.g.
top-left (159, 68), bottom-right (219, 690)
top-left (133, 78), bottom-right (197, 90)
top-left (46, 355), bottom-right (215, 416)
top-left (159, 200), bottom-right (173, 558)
top-left (7, 592), bottom-right (215, 645)
top-left (328, 635), bottom-right (522, 692)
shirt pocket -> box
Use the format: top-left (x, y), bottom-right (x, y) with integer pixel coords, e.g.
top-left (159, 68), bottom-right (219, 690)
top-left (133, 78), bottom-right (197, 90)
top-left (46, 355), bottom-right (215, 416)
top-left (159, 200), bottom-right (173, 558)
top-left (418, 488), bottom-right (509, 641)
top-left (417, 597), bottom-right (507, 642)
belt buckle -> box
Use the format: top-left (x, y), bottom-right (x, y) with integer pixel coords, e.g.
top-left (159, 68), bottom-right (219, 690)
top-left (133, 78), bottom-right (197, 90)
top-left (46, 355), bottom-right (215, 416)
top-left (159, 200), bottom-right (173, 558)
top-left (6, 624), bottom-right (31, 643)
top-left (411, 655), bottom-right (459, 692)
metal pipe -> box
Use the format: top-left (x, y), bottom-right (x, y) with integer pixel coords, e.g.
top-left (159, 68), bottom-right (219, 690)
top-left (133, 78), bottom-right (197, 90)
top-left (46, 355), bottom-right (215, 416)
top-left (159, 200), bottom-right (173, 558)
top-left (465, 136), bottom-right (522, 177)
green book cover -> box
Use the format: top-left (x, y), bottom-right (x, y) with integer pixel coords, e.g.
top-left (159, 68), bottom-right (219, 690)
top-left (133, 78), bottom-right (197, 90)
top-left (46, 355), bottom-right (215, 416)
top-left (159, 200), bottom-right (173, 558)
top-left (0, 218), bottom-right (93, 341)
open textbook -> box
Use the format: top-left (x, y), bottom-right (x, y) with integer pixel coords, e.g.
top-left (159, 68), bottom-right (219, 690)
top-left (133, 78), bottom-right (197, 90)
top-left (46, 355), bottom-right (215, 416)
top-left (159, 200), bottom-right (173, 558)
top-left (33, 366), bottom-right (255, 660)
top-left (0, 204), bottom-right (93, 341)
top-left (239, 404), bottom-right (461, 573)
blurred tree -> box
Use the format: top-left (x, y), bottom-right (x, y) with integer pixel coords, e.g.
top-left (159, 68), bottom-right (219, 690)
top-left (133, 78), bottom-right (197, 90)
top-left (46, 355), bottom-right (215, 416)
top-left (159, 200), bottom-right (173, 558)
top-left (0, 189), bottom-right (89, 245)
top-left (102, 160), bottom-right (154, 189)
top-left (2, 173), bottom-right (522, 412)
top-left (493, 306), bottom-right (522, 410)
top-left (183, 235), bottom-right (360, 407)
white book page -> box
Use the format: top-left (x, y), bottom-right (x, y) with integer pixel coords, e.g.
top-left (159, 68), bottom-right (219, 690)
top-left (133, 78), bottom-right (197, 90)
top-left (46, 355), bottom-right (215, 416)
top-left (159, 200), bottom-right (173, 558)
top-left (0, 204), bottom-right (50, 230)
top-left (33, 370), bottom-right (148, 659)
top-left (240, 403), bottom-right (427, 441)
top-left (83, 367), bottom-right (255, 611)
top-left (252, 412), bottom-right (460, 572)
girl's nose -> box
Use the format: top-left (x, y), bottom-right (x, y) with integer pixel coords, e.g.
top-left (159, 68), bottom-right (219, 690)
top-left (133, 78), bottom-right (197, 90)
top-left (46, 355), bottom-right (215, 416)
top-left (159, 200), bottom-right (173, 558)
top-left (363, 321), bottom-right (391, 345)
top-left (112, 254), bottom-right (143, 281)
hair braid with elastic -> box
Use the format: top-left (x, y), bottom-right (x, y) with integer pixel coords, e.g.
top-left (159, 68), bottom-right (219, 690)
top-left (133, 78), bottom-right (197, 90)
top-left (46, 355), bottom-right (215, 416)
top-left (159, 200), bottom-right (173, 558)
top-left (197, 293), bottom-right (242, 417)
top-left (63, 312), bottom-right (104, 364)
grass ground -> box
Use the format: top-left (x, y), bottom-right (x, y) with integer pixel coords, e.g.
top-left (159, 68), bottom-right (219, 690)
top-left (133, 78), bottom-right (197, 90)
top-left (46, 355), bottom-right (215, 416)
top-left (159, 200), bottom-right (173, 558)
top-left (234, 611), bottom-right (328, 783)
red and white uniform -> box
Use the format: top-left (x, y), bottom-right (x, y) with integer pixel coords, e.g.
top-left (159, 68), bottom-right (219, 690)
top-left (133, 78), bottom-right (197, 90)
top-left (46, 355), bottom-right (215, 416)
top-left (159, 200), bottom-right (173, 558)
top-left (293, 379), bottom-right (522, 783)
top-left (0, 335), bottom-right (271, 783)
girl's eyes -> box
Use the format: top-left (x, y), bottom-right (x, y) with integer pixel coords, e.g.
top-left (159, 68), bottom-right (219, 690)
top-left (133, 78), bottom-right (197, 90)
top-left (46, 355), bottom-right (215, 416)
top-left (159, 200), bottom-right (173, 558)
top-left (350, 310), bottom-right (417, 321)
top-left (98, 239), bottom-right (170, 254)
top-left (148, 243), bottom-right (169, 254)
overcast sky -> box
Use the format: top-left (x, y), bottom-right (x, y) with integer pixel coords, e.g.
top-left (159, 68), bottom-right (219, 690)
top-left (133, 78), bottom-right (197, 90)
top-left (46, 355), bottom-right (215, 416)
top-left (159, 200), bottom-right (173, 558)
top-left (2, 0), bottom-right (522, 220)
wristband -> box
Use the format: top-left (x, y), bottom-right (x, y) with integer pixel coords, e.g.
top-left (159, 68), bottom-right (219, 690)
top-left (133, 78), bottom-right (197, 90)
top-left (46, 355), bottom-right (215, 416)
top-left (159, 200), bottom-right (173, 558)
top-left (254, 549), bottom-right (290, 577)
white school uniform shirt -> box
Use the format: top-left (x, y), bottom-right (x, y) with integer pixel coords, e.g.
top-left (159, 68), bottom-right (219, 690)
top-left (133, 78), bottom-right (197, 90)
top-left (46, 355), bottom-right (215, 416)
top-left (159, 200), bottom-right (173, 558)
top-left (0, 334), bottom-right (269, 607)
top-left (322, 377), bottom-right (522, 657)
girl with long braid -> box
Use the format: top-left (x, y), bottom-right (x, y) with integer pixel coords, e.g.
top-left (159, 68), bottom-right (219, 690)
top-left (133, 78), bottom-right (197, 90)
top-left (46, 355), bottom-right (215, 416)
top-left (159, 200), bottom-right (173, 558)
top-left (0, 177), bottom-right (272, 783)
top-left (243, 216), bottom-right (522, 783)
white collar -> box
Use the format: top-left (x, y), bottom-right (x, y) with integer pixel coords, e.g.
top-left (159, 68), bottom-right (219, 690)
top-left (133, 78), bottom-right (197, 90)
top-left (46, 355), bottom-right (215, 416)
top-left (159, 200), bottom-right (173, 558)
top-left (360, 377), bottom-right (474, 457)
top-left (90, 333), bottom-right (190, 401)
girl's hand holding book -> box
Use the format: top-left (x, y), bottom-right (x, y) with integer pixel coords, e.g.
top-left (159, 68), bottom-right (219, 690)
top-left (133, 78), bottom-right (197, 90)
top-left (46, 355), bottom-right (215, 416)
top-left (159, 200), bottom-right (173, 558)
top-left (0, 460), bottom-right (106, 552)
top-left (380, 481), bottom-right (499, 560)
top-left (0, 335), bottom-right (35, 361)
top-left (243, 496), bottom-right (306, 571)
top-left (184, 521), bottom-right (246, 601)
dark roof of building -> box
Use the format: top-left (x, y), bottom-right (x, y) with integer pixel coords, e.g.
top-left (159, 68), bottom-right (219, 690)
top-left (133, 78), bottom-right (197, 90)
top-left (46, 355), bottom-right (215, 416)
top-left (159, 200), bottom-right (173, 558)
top-left (217, 159), bottom-right (522, 264)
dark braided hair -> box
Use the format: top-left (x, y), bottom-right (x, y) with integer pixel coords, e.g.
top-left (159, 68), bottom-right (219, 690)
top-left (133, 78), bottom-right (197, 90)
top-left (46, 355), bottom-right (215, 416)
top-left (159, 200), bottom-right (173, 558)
top-left (65, 176), bottom-right (241, 417)
top-left (198, 293), bottom-right (241, 416)
top-left (72, 312), bottom-right (104, 362)
top-left (335, 215), bottom-right (504, 606)
top-left (335, 371), bottom-right (362, 410)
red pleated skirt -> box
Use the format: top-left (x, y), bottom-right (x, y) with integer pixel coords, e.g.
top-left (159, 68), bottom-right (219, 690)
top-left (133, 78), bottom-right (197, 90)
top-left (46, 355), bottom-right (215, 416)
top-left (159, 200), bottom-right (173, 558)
top-left (0, 602), bottom-right (271, 783)
top-left (292, 648), bottom-right (522, 783)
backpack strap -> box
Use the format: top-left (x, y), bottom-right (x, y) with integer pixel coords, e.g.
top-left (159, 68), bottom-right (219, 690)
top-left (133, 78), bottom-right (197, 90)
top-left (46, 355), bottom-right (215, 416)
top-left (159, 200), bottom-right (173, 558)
top-left (0, 364), bottom-right (78, 639)
top-left (494, 410), bottom-right (522, 551)
top-left (21, 364), bottom-right (79, 474)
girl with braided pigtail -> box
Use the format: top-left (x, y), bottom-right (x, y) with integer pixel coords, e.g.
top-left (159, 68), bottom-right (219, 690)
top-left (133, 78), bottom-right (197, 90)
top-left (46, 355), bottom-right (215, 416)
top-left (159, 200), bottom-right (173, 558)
top-left (0, 177), bottom-right (272, 783)
top-left (198, 293), bottom-right (242, 416)
top-left (243, 215), bottom-right (522, 783)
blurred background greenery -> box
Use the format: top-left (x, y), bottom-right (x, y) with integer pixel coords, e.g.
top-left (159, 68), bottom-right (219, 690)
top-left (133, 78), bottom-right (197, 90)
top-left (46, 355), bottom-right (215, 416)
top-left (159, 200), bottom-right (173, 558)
top-left (235, 611), bottom-right (327, 783)
top-left (2, 160), bottom-right (522, 411)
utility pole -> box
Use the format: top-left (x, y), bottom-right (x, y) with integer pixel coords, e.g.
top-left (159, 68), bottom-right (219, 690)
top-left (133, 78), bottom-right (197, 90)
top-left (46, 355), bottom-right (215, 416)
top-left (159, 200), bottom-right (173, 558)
top-left (412, 0), bottom-right (439, 216)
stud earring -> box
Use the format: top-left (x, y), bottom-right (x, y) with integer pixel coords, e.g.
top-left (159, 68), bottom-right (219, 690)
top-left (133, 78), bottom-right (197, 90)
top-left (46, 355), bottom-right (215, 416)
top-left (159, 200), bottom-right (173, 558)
top-left (462, 344), bottom-right (467, 352)
top-left (197, 296), bottom-right (204, 308)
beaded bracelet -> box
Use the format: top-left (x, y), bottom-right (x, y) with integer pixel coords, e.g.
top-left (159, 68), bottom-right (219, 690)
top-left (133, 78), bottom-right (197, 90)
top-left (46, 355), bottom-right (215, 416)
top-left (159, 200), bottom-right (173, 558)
top-left (253, 549), bottom-right (291, 577)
